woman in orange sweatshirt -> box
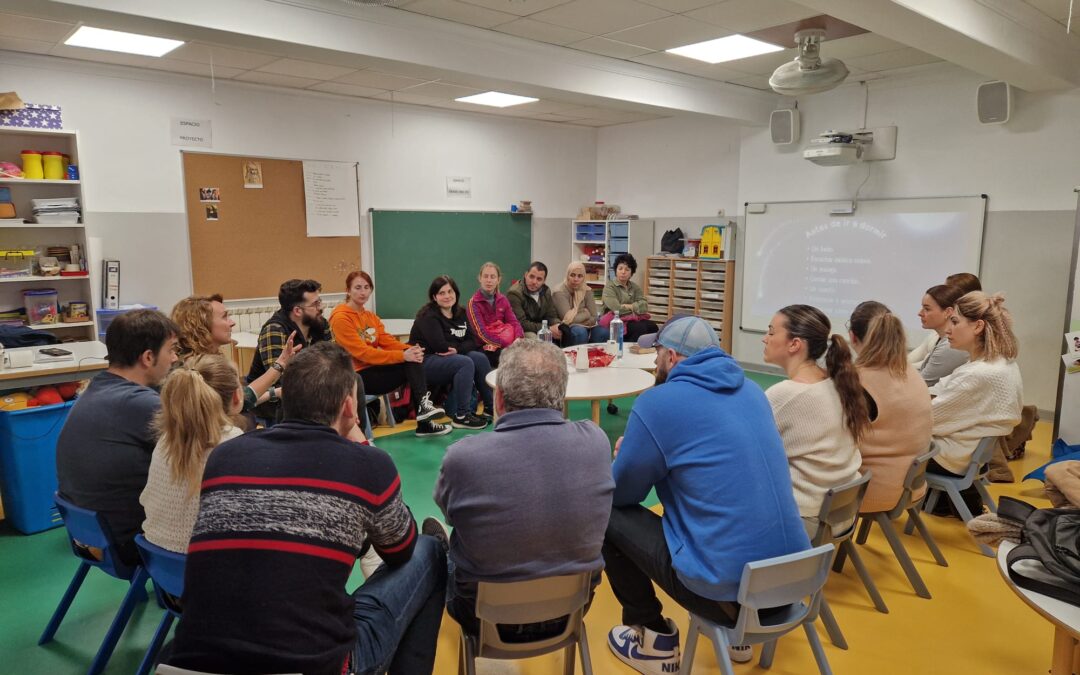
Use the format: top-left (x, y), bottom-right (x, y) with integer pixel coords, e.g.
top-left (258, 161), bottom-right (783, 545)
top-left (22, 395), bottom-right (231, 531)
top-left (329, 271), bottom-right (451, 437)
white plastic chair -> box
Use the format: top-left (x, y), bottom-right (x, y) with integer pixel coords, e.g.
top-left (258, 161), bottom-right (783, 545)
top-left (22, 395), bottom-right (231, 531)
top-left (857, 444), bottom-right (948, 599)
top-left (917, 436), bottom-right (999, 556)
top-left (458, 572), bottom-right (594, 675)
top-left (679, 544), bottom-right (835, 675)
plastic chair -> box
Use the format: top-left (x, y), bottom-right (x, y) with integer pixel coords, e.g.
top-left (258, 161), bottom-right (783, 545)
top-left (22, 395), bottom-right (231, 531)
top-left (808, 472), bottom-right (873, 649)
top-left (364, 393), bottom-right (397, 429)
top-left (680, 544), bottom-right (836, 675)
top-left (39, 493), bottom-right (150, 675)
top-left (857, 444), bottom-right (948, 599)
top-left (458, 572), bottom-right (594, 675)
top-left (135, 535), bottom-right (187, 675)
top-left (917, 436), bottom-right (999, 557)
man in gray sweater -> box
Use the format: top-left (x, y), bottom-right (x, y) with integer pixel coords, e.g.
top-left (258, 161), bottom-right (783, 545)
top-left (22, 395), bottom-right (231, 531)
top-left (434, 339), bottom-right (614, 636)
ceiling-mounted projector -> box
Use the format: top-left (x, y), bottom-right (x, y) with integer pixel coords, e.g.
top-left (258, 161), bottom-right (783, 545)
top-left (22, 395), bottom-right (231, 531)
top-left (804, 143), bottom-right (862, 166)
top-left (803, 127), bottom-right (897, 167)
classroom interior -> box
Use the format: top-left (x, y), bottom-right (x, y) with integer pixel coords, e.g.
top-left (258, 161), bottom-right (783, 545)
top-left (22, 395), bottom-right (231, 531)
top-left (1, 0), bottom-right (1080, 673)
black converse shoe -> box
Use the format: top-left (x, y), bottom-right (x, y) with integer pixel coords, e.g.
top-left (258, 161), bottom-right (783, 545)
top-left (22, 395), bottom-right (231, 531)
top-left (415, 420), bottom-right (452, 437)
top-left (415, 392), bottom-right (445, 422)
top-left (451, 413), bottom-right (488, 430)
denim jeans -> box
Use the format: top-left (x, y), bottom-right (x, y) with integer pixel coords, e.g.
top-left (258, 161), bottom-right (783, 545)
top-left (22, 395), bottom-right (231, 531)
top-left (350, 535), bottom-right (447, 675)
top-left (424, 352), bottom-right (492, 417)
top-left (563, 324), bottom-right (610, 346)
top-left (603, 504), bottom-right (739, 629)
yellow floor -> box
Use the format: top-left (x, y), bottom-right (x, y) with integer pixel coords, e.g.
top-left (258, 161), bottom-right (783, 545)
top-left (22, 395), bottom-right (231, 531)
top-left (431, 422), bottom-right (1059, 674)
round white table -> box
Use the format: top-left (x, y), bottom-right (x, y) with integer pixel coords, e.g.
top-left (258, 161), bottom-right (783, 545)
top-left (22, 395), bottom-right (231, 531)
top-left (997, 540), bottom-right (1080, 674)
top-left (562, 343), bottom-right (658, 370)
top-left (485, 364), bottom-right (655, 425)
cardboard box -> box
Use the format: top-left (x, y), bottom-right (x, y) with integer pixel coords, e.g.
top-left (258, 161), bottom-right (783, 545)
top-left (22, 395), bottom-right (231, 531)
top-left (0, 103), bottom-right (63, 130)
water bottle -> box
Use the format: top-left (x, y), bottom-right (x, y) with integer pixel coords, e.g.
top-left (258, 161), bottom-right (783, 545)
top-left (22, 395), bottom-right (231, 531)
top-left (538, 320), bottom-right (553, 343)
top-left (575, 344), bottom-right (590, 372)
top-left (610, 314), bottom-right (624, 357)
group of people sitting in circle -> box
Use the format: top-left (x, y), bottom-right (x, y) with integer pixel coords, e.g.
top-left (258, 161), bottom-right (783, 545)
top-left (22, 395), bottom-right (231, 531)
top-left (51, 253), bottom-right (1022, 674)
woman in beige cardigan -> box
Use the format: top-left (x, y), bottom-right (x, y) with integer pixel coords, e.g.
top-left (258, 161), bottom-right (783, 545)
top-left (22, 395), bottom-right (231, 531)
top-left (552, 261), bottom-right (609, 346)
top-left (848, 301), bottom-right (933, 513)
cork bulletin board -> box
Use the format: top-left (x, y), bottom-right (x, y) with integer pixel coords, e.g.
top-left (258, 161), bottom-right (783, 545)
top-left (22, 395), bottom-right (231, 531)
top-left (182, 152), bottom-right (361, 299)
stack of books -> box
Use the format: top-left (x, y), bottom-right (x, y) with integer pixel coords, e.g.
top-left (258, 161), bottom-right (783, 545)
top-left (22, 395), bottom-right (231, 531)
top-left (31, 198), bottom-right (80, 224)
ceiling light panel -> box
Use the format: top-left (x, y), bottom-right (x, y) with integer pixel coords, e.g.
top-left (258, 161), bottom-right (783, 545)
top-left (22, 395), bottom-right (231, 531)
top-left (667, 34), bottom-right (783, 64)
top-left (64, 26), bottom-right (183, 57)
top-left (456, 91), bottom-right (539, 107)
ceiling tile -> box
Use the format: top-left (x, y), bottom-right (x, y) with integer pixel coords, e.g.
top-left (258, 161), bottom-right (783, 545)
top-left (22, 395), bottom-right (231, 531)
top-left (528, 0), bottom-right (671, 36)
top-left (398, 81), bottom-right (481, 98)
top-left (309, 82), bottom-right (390, 98)
top-left (234, 70), bottom-right (322, 88)
top-left (374, 91), bottom-right (446, 106)
top-left (630, 50), bottom-right (749, 80)
top-left (636, 0), bottom-right (718, 12)
top-left (572, 118), bottom-right (618, 126)
top-left (494, 18), bottom-right (591, 45)
top-left (457, 0), bottom-right (575, 17)
top-left (604, 14), bottom-right (730, 51)
top-left (1023, 0), bottom-right (1072, 23)
top-left (499, 99), bottom-right (586, 114)
top-left (568, 36), bottom-right (653, 58)
top-left (823, 33), bottom-right (908, 60)
top-left (729, 74), bottom-right (772, 90)
top-left (167, 42), bottom-right (278, 70)
top-left (0, 35), bottom-right (54, 56)
top-left (846, 47), bottom-right (941, 72)
top-left (49, 44), bottom-right (163, 68)
top-left (531, 112), bottom-right (588, 121)
top-left (256, 58), bottom-right (357, 81)
top-left (403, 0), bottom-right (519, 28)
top-left (143, 59), bottom-right (245, 79)
top-left (721, 47), bottom-right (797, 75)
top-left (0, 13), bottom-right (75, 41)
top-left (332, 69), bottom-right (430, 89)
top-left (685, 0), bottom-right (819, 33)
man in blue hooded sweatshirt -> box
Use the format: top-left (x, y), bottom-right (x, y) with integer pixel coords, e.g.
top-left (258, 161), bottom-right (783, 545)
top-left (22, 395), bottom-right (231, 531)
top-left (604, 316), bottom-right (810, 675)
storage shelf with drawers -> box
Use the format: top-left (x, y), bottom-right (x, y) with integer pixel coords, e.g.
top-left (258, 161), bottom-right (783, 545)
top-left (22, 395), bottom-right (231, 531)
top-left (644, 256), bottom-right (734, 351)
top-left (570, 218), bottom-right (653, 293)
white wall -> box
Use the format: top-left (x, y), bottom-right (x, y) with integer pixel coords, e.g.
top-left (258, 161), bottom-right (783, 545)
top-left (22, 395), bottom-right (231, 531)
top-left (0, 52), bottom-right (597, 310)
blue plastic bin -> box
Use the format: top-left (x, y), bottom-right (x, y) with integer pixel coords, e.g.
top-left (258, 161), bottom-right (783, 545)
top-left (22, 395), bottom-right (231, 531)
top-left (97, 305), bottom-right (158, 343)
top-left (0, 401), bottom-right (74, 534)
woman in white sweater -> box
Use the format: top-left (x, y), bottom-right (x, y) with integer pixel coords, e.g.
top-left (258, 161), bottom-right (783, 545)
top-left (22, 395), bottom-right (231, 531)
top-left (908, 284), bottom-right (969, 387)
top-left (140, 354), bottom-right (244, 553)
top-left (928, 291), bottom-right (1023, 512)
top-left (762, 304), bottom-right (870, 523)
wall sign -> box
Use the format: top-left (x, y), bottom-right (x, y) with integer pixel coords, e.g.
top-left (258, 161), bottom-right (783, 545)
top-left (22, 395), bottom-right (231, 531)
top-left (171, 117), bottom-right (212, 147)
top-left (446, 176), bottom-right (472, 198)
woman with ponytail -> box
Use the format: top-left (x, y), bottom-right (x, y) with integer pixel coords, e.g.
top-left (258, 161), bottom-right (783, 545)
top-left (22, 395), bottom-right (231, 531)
top-left (140, 354), bottom-right (245, 553)
top-left (928, 291), bottom-right (1022, 513)
top-left (848, 301), bottom-right (932, 513)
top-left (762, 304), bottom-right (868, 523)
top-left (908, 284), bottom-right (969, 386)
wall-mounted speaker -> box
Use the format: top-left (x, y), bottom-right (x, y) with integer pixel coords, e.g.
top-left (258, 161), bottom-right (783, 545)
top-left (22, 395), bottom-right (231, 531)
top-left (770, 108), bottom-right (800, 145)
top-left (977, 80), bottom-right (1011, 125)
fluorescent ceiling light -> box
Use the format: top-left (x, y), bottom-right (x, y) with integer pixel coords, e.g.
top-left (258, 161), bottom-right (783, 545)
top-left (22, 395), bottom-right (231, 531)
top-left (667, 34), bottom-right (783, 64)
top-left (65, 26), bottom-right (184, 57)
top-left (455, 92), bottom-right (539, 108)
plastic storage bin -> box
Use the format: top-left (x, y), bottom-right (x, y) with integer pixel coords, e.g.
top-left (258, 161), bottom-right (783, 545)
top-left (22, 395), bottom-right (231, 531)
top-left (96, 305), bottom-right (158, 341)
top-left (24, 288), bottom-right (59, 326)
top-left (0, 401), bottom-right (74, 534)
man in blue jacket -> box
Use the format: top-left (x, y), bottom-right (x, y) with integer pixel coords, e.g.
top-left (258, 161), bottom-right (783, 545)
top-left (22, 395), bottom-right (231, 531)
top-left (604, 316), bottom-right (809, 675)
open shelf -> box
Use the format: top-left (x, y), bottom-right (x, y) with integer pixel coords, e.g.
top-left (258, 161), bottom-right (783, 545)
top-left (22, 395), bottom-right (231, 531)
top-left (0, 275), bottom-right (89, 283)
top-left (28, 320), bottom-right (95, 330)
top-left (0, 179), bottom-right (80, 185)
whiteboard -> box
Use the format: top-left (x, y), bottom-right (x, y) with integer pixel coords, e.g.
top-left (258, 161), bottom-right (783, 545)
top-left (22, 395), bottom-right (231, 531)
top-left (740, 196), bottom-right (986, 338)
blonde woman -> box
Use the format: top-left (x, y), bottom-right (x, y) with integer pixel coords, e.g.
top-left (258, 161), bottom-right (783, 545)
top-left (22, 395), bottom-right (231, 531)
top-left (928, 291), bottom-right (1023, 513)
top-left (139, 355), bottom-right (245, 553)
top-left (171, 295), bottom-right (300, 413)
top-left (466, 261), bottom-right (523, 367)
top-left (848, 301), bottom-right (932, 514)
top-left (552, 261), bottom-right (609, 346)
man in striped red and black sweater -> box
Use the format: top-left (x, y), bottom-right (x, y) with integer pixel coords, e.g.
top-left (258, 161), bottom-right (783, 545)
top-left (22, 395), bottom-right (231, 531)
top-left (167, 342), bottom-right (447, 675)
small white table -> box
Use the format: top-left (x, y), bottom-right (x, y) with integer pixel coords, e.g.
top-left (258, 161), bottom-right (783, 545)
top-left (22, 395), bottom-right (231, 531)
top-left (486, 365), bottom-right (655, 425)
top-left (562, 343), bottom-right (658, 371)
top-left (998, 540), bottom-right (1080, 674)
top-left (0, 341), bottom-right (108, 390)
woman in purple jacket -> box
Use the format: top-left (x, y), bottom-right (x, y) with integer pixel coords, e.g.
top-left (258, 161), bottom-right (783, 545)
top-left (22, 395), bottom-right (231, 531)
top-left (466, 261), bottom-right (523, 367)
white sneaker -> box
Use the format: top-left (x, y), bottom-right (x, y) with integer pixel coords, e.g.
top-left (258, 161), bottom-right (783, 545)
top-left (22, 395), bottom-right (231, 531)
top-left (728, 643), bottom-right (753, 663)
top-left (607, 619), bottom-right (680, 675)
top-left (415, 392), bottom-right (445, 422)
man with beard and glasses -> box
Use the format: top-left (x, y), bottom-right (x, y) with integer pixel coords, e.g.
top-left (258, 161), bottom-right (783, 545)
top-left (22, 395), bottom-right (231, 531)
top-left (248, 278), bottom-right (349, 421)
top-left (602, 316), bottom-right (809, 675)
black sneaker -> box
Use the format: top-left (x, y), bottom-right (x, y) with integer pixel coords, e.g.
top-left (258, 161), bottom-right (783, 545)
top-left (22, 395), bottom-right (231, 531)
top-left (451, 413), bottom-right (488, 430)
top-left (415, 420), bottom-right (452, 437)
top-left (422, 517), bottom-right (451, 551)
top-left (415, 392), bottom-right (445, 422)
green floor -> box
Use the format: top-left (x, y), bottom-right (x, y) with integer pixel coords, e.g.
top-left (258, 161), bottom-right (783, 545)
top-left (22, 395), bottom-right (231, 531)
top-left (0, 371), bottom-right (783, 675)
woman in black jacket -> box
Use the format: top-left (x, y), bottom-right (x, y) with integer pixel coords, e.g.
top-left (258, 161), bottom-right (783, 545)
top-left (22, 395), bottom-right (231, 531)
top-left (410, 275), bottom-right (492, 428)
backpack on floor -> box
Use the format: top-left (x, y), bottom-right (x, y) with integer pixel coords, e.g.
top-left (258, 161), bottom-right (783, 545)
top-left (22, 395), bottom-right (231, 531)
top-left (1005, 498), bottom-right (1080, 607)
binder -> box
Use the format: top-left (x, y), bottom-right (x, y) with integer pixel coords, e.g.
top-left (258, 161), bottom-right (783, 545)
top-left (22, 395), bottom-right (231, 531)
top-left (102, 260), bottom-right (120, 309)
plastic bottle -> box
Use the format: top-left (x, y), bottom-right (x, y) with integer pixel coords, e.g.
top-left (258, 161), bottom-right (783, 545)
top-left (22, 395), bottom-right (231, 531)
top-left (20, 150), bottom-right (43, 180)
top-left (610, 314), bottom-right (624, 357)
top-left (575, 344), bottom-right (589, 372)
top-left (538, 320), bottom-right (552, 343)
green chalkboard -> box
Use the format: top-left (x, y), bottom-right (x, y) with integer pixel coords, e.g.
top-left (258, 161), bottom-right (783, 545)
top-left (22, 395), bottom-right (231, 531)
top-left (371, 210), bottom-right (532, 319)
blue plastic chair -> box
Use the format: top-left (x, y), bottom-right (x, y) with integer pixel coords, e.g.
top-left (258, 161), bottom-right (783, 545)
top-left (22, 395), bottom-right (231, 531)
top-left (135, 535), bottom-right (186, 675)
top-left (39, 493), bottom-right (150, 675)
top-left (680, 544), bottom-right (835, 675)
top-left (917, 436), bottom-right (999, 557)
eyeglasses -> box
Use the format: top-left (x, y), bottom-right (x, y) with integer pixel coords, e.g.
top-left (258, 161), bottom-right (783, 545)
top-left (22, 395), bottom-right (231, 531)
top-left (301, 299), bottom-right (324, 309)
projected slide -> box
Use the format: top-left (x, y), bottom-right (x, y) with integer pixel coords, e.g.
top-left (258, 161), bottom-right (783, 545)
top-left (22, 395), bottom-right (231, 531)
top-left (741, 197), bottom-right (985, 339)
